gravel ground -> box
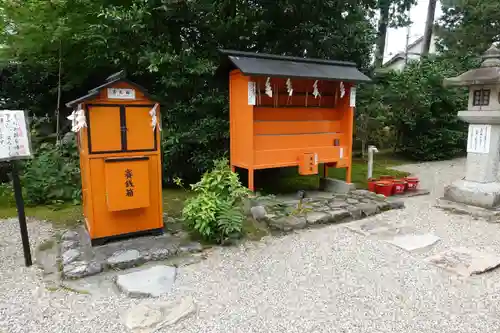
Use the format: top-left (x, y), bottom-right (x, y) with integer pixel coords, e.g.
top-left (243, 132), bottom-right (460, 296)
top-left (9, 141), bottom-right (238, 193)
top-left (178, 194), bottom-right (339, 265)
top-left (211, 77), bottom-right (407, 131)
top-left (2, 158), bottom-right (500, 332)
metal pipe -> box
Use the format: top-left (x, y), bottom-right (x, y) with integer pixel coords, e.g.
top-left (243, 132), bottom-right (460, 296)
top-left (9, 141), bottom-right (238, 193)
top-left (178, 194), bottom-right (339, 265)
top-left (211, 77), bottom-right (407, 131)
top-left (367, 145), bottom-right (379, 179)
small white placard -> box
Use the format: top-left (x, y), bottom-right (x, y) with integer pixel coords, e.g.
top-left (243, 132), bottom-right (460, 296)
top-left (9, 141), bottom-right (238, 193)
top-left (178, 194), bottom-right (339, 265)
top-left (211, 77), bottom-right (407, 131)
top-left (107, 88), bottom-right (136, 100)
top-left (467, 124), bottom-right (491, 154)
top-left (349, 87), bottom-right (356, 107)
top-left (248, 82), bottom-right (256, 105)
top-left (339, 147), bottom-right (344, 159)
top-left (0, 110), bottom-right (32, 161)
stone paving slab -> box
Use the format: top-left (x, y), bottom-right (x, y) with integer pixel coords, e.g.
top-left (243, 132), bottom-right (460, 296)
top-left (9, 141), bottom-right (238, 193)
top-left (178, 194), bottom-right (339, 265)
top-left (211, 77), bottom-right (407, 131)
top-left (116, 265), bottom-right (177, 298)
top-left (425, 247), bottom-right (500, 277)
top-left (384, 233), bottom-right (441, 252)
top-left (124, 297), bottom-right (196, 333)
top-left (345, 219), bottom-right (415, 238)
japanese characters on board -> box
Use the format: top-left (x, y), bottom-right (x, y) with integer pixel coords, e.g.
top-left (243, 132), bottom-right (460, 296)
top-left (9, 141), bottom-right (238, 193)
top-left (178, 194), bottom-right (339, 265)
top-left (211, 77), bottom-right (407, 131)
top-left (0, 110), bottom-right (31, 161)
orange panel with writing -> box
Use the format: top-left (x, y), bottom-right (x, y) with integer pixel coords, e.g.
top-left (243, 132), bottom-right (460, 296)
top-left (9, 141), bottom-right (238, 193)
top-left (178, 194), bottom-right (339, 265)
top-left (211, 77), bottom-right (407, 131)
top-left (94, 81), bottom-right (152, 105)
top-left (104, 157), bottom-right (151, 212)
top-left (298, 152), bottom-right (319, 175)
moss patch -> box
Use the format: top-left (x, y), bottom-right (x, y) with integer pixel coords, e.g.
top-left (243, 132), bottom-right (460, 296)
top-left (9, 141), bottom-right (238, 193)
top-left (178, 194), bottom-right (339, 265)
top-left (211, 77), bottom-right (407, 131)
top-left (37, 239), bottom-right (56, 252)
top-left (243, 217), bottom-right (270, 241)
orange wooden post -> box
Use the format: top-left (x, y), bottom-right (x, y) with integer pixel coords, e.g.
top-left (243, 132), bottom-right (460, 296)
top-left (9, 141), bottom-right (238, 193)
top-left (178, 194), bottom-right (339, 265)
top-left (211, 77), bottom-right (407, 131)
top-left (344, 84), bottom-right (355, 184)
top-left (248, 169), bottom-right (255, 192)
top-left (66, 71), bottom-right (164, 246)
top-left (217, 50), bottom-right (370, 191)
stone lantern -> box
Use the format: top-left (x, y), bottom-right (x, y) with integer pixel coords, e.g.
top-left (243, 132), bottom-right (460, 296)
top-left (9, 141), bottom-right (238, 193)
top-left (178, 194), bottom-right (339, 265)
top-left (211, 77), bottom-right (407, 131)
top-left (442, 44), bottom-right (500, 209)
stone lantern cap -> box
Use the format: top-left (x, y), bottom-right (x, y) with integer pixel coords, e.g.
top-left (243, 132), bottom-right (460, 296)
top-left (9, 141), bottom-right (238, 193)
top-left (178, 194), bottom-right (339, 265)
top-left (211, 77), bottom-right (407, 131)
top-left (443, 44), bottom-right (500, 87)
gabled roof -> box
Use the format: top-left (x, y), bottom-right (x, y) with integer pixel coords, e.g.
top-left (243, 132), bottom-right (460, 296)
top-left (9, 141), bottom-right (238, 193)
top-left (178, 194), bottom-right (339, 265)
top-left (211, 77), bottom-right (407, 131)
top-left (65, 70), bottom-right (154, 108)
top-left (216, 49), bottom-right (371, 83)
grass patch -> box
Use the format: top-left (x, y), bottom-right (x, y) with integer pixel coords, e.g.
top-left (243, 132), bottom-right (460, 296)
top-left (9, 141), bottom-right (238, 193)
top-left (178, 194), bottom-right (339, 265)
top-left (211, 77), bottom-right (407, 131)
top-left (254, 154), bottom-right (411, 194)
top-left (328, 157), bottom-right (410, 189)
top-left (0, 188), bottom-right (191, 227)
top-left (162, 187), bottom-right (192, 217)
top-left (0, 204), bottom-right (82, 228)
top-left (46, 285), bottom-right (90, 295)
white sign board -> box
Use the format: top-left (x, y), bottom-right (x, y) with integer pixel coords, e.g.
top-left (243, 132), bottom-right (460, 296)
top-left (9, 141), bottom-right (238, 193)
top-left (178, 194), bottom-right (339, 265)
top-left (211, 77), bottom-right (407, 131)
top-left (349, 87), bottom-right (356, 107)
top-left (248, 82), bottom-right (256, 105)
top-left (467, 124), bottom-right (491, 154)
top-left (0, 110), bottom-right (32, 161)
top-left (107, 88), bottom-right (136, 100)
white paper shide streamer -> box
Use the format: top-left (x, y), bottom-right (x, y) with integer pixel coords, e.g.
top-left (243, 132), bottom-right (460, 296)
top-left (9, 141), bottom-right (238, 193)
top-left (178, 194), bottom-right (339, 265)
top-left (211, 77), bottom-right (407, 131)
top-left (67, 103), bottom-right (87, 132)
top-left (340, 81), bottom-right (345, 98)
top-left (265, 77), bottom-right (273, 97)
top-left (286, 78), bottom-right (293, 96)
top-left (149, 103), bottom-right (161, 131)
top-left (313, 80), bottom-right (320, 99)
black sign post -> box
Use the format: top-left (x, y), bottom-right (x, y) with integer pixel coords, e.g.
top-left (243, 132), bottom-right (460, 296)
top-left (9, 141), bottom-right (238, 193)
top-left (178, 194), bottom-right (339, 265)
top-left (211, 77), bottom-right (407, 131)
top-left (11, 161), bottom-right (32, 267)
top-left (0, 110), bottom-right (33, 267)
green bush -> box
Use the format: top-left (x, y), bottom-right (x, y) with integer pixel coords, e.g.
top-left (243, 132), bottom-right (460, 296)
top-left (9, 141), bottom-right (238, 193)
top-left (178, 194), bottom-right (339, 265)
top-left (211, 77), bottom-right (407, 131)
top-left (22, 140), bottom-right (81, 205)
top-left (387, 56), bottom-right (472, 160)
top-left (356, 55), bottom-right (476, 161)
top-left (181, 158), bottom-right (250, 244)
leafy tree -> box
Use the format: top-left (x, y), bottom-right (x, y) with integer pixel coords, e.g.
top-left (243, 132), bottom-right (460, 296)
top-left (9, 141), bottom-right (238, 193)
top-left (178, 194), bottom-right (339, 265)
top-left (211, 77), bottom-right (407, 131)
top-left (0, 0), bottom-right (384, 185)
top-left (380, 55), bottom-right (475, 160)
top-left (438, 0), bottom-right (500, 56)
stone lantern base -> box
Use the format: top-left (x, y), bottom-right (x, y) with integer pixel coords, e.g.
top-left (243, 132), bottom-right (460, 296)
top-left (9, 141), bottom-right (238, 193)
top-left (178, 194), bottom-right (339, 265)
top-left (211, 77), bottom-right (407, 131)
top-left (444, 180), bottom-right (500, 209)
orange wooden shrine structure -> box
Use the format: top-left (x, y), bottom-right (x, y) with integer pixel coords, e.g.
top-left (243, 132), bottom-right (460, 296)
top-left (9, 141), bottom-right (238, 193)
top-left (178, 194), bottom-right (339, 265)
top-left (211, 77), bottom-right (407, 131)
top-left (66, 71), bottom-right (163, 245)
top-left (217, 50), bottom-right (371, 191)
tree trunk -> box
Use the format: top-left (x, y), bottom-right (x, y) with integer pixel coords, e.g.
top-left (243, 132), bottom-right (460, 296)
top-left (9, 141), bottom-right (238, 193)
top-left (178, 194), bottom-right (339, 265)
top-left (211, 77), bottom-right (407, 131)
top-left (422, 0), bottom-right (437, 56)
top-left (374, 0), bottom-right (390, 68)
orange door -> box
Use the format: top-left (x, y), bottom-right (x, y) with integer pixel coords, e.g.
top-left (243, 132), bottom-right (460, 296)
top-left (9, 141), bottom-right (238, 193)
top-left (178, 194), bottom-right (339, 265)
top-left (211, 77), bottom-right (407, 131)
top-left (125, 105), bottom-right (157, 151)
top-left (87, 105), bottom-right (122, 153)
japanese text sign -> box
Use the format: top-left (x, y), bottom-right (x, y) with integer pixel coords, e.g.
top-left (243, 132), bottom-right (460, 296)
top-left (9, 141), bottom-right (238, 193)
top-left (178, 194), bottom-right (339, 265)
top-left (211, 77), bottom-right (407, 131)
top-left (0, 110), bottom-right (32, 162)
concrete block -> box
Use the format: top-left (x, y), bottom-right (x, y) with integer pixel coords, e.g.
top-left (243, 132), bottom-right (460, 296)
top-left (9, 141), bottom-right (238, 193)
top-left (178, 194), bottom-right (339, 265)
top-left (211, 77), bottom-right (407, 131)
top-left (319, 177), bottom-right (355, 194)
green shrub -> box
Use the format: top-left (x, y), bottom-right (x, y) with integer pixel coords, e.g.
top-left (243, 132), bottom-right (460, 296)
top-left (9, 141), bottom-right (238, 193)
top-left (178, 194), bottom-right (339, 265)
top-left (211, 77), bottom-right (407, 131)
top-left (181, 158), bottom-right (250, 244)
top-left (0, 182), bottom-right (15, 207)
top-left (22, 140), bottom-right (81, 205)
top-left (356, 55), bottom-right (476, 161)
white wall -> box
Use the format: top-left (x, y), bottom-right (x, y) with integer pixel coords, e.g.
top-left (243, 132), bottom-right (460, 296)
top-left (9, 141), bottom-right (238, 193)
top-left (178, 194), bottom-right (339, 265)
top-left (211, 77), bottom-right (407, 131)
top-left (384, 34), bottom-right (438, 71)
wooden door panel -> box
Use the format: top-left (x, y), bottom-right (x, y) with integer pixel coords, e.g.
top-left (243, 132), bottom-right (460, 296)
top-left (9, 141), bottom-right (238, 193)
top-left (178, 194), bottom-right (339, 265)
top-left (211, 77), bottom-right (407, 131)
top-left (125, 105), bottom-right (156, 151)
top-left (87, 105), bottom-right (122, 152)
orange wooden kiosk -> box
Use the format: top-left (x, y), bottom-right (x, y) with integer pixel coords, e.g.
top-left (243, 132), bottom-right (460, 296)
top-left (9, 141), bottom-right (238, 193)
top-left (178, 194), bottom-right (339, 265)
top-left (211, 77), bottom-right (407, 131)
top-left (66, 71), bottom-right (163, 245)
top-left (217, 50), bottom-right (371, 191)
